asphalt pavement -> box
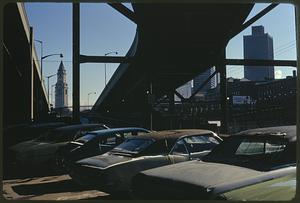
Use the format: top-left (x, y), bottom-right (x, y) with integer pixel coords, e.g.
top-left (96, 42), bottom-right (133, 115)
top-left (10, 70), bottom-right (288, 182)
top-left (2, 166), bottom-right (129, 200)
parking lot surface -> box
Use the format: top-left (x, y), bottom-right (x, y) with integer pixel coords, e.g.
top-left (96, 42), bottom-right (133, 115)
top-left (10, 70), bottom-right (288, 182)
top-left (2, 174), bottom-right (113, 200)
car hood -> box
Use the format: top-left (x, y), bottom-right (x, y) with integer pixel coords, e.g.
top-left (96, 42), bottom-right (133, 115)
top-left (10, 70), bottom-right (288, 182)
top-left (134, 161), bottom-right (296, 199)
top-left (222, 172), bottom-right (296, 201)
top-left (11, 140), bottom-right (64, 154)
top-left (76, 153), bottom-right (134, 169)
top-left (141, 160), bottom-right (263, 189)
top-left (10, 140), bottom-right (46, 152)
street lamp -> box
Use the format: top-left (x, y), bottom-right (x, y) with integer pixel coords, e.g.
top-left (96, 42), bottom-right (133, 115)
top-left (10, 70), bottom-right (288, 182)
top-left (34, 39), bottom-right (63, 81)
top-left (88, 92), bottom-right (97, 110)
top-left (104, 51), bottom-right (118, 86)
top-left (46, 73), bottom-right (57, 104)
top-left (42, 53), bottom-right (63, 80)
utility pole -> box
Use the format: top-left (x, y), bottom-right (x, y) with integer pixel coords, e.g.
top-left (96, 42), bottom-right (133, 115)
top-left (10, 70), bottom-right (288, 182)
top-left (217, 49), bottom-right (228, 134)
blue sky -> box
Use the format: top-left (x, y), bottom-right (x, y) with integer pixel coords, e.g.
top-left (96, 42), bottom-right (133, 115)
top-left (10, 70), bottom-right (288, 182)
top-left (25, 3), bottom-right (136, 107)
top-left (24, 3), bottom-right (297, 106)
top-left (226, 3), bottom-right (297, 79)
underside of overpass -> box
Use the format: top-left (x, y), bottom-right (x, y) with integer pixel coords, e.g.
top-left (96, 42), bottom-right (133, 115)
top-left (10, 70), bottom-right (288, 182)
top-left (91, 3), bottom-right (255, 128)
top-left (3, 3), bottom-right (49, 127)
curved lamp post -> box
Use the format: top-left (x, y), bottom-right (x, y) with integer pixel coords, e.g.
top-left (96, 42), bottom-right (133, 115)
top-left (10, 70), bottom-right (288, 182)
top-left (88, 92), bottom-right (97, 110)
top-left (34, 39), bottom-right (63, 79)
top-left (34, 40), bottom-right (64, 109)
top-left (46, 73), bottom-right (57, 104)
top-left (42, 53), bottom-right (64, 77)
top-left (104, 51), bottom-right (118, 86)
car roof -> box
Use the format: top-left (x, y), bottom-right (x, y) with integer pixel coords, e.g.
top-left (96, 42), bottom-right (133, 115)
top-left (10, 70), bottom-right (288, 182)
top-left (53, 123), bottom-right (106, 131)
top-left (87, 127), bottom-right (150, 135)
top-left (29, 122), bottom-right (66, 128)
top-left (127, 129), bottom-right (215, 141)
top-left (5, 122), bottom-right (65, 130)
top-left (234, 125), bottom-right (296, 142)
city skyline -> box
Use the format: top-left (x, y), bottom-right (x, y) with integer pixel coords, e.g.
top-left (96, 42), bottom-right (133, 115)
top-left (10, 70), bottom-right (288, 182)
top-left (24, 2), bottom-right (297, 107)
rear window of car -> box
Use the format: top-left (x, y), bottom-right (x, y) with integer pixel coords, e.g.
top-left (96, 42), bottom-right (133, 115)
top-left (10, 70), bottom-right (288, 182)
top-left (112, 138), bottom-right (154, 154)
top-left (203, 136), bottom-right (290, 170)
top-left (235, 139), bottom-right (286, 155)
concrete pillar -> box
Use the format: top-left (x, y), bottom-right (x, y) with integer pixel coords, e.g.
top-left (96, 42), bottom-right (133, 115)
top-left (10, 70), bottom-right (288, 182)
top-left (73, 3), bottom-right (80, 123)
top-left (30, 27), bottom-right (34, 121)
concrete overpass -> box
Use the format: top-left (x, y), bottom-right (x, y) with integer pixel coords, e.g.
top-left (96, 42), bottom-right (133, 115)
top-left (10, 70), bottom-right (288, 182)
top-left (3, 3), bottom-right (49, 127)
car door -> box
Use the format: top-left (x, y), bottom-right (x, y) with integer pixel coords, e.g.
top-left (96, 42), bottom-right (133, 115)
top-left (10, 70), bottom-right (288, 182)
top-left (168, 139), bottom-right (190, 164)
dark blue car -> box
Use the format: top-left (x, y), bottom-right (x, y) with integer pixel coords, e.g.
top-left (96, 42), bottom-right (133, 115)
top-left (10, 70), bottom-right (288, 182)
top-left (55, 127), bottom-right (150, 171)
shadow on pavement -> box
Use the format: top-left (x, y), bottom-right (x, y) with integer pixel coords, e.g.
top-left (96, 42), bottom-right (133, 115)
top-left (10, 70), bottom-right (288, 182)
top-left (3, 165), bottom-right (65, 180)
top-left (12, 179), bottom-right (85, 196)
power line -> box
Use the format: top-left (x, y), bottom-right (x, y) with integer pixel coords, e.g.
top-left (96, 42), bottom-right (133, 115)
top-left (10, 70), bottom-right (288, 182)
top-left (274, 40), bottom-right (296, 51)
top-left (275, 46), bottom-right (296, 57)
top-left (275, 43), bottom-right (296, 53)
top-left (275, 43), bottom-right (296, 54)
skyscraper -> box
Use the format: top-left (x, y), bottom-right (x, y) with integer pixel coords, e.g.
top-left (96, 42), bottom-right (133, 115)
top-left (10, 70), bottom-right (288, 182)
top-left (243, 25), bottom-right (274, 81)
top-left (55, 61), bottom-right (68, 108)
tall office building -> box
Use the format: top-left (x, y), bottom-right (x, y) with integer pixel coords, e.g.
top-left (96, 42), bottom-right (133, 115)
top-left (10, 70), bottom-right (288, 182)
top-left (243, 25), bottom-right (274, 81)
top-left (193, 67), bottom-right (219, 93)
top-left (55, 61), bottom-right (68, 108)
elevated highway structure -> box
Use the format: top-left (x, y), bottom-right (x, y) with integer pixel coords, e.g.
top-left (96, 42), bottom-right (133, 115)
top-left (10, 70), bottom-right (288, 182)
top-left (92, 3), bottom-right (255, 128)
top-left (3, 3), bottom-right (49, 126)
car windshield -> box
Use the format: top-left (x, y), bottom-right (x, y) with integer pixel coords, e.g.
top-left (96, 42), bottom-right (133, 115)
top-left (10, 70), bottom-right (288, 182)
top-left (203, 136), bottom-right (289, 171)
top-left (74, 133), bottom-right (96, 144)
top-left (111, 138), bottom-right (154, 154)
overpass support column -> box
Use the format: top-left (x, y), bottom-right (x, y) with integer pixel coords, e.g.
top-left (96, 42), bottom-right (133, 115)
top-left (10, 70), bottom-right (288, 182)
top-left (217, 49), bottom-right (228, 133)
top-left (30, 27), bottom-right (34, 121)
top-left (73, 3), bottom-right (80, 123)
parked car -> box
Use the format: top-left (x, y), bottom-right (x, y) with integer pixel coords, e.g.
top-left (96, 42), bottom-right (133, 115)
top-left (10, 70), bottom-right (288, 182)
top-left (54, 127), bottom-right (150, 171)
top-left (219, 168), bottom-right (296, 201)
top-left (3, 122), bottom-right (67, 147)
top-left (9, 123), bottom-right (109, 169)
top-left (69, 129), bottom-right (222, 193)
top-left (3, 122), bottom-right (67, 167)
top-left (131, 125), bottom-right (296, 199)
